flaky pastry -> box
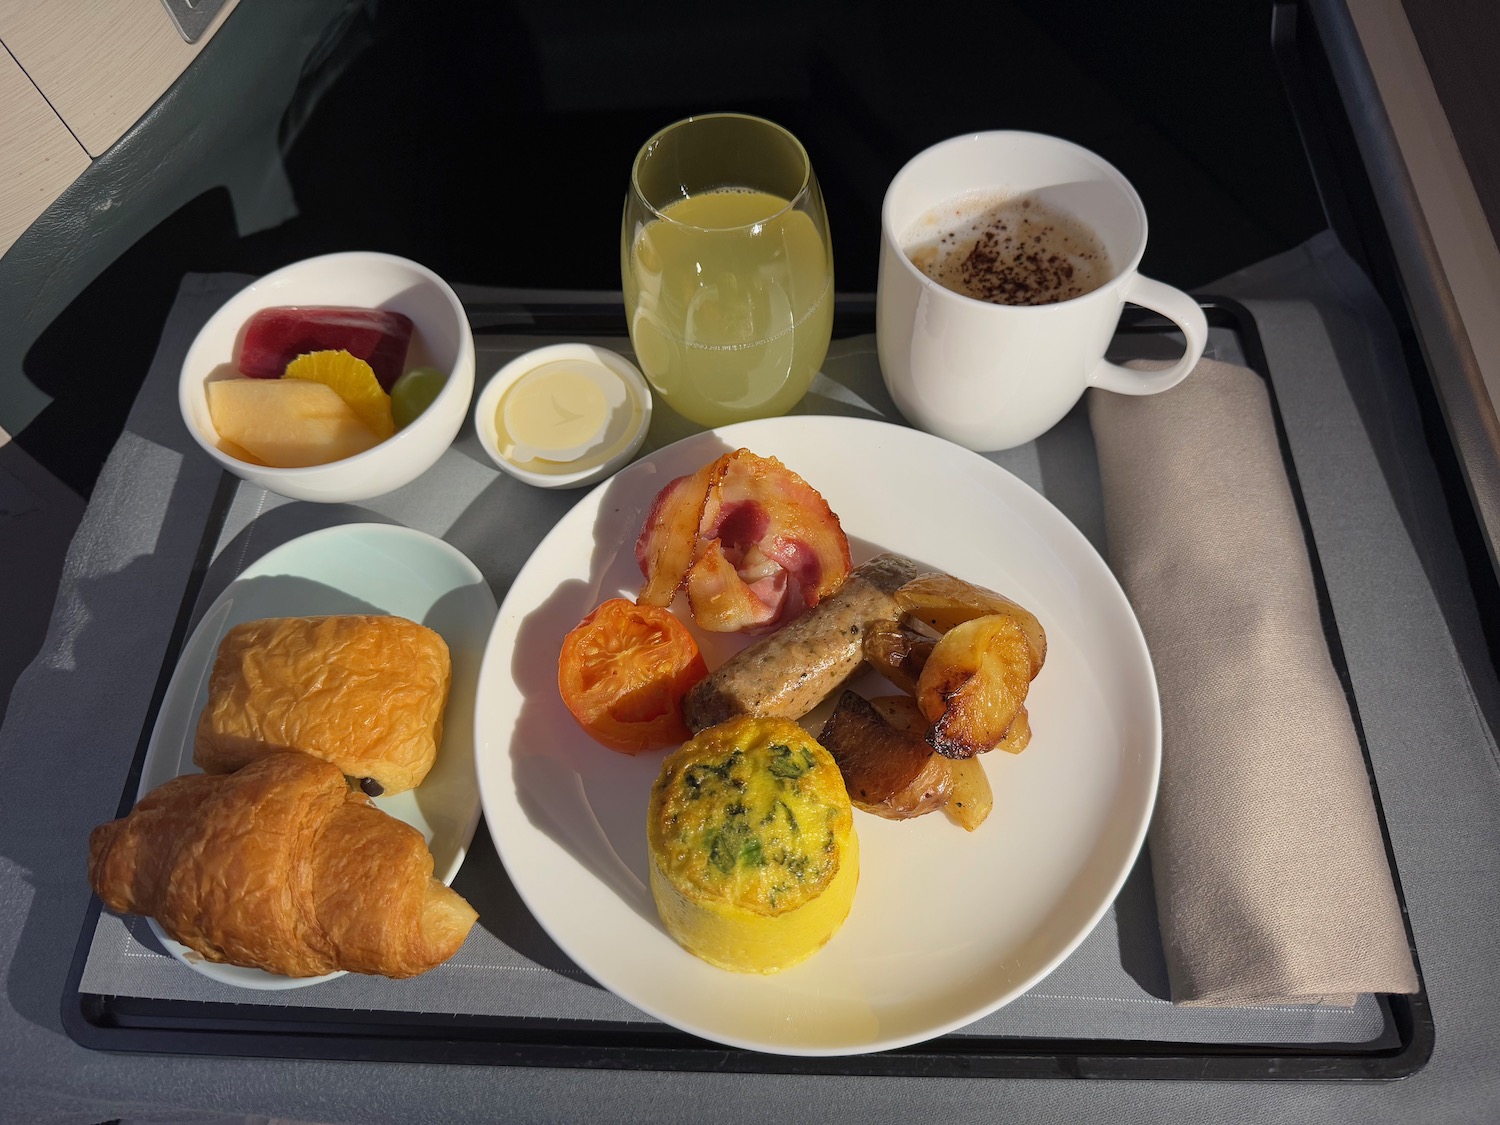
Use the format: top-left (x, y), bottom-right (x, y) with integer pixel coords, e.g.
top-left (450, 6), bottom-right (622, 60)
top-left (88, 751), bottom-right (476, 978)
top-left (193, 614), bottom-right (450, 794)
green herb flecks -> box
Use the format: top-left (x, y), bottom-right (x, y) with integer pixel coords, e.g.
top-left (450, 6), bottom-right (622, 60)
top-left (767, 743), bottom-right (818, 780)
top-left (683, 750), bottom-right (744, 799)
top-left (706, 798), bottom-right (766, 874)
top-left (787, 799), bottom-right (802, 834)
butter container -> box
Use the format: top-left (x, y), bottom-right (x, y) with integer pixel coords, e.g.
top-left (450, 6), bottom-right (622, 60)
top-left (475, 343), bottom-right (652, 488)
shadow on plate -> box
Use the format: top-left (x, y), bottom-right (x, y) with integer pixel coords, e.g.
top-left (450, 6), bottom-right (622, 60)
top-left (506, 574), bottom-right (661, 931)
top-left (453, 816), bottom-right (606, 986)
top-left (194, 503), bottom-right (402, 610)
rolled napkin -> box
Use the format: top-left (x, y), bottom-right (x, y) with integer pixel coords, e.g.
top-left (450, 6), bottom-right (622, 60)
top-left (1088, 359), bottom-right (1418, 1006)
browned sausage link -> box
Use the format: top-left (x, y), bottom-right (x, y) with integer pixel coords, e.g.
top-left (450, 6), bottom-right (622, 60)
top-left (682, 553), bottom-right (921, 732)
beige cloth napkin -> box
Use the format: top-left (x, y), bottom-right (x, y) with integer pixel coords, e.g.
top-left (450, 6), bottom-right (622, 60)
top-left (1087, 359), bottom-right (1418, 1006)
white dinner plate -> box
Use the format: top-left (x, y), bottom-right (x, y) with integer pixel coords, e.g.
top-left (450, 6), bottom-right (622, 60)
top-left (475, 416), bottom-right (1160, 1054)
top-left (138, 522), bottom-right (497, 990)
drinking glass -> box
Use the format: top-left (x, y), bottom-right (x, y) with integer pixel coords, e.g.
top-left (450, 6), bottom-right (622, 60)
top-left (621, 113), bottom-right (833, 428)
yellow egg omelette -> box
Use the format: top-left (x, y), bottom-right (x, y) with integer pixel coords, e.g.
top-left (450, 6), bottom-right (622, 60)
top-left (646, 715), bottom-right (859, 973)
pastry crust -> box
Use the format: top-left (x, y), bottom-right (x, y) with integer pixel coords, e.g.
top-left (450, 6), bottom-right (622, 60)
top-left (193, 615), bottom-right (450, 794)
top-left (87, 751), bottom-right (477, 978)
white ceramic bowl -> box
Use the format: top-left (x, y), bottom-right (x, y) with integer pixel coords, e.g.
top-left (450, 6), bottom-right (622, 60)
top-left (178, 251), bottom-right (475, 502)
top-left (475, 343), bottom-right (652, 489)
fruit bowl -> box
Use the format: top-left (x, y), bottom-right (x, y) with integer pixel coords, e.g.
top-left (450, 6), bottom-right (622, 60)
top-left (178, 251), bottom-right (475, 503)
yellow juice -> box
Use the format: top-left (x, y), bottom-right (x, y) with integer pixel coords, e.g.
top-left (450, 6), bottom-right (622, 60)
top-left (624, 189), bottom-right (833, 428)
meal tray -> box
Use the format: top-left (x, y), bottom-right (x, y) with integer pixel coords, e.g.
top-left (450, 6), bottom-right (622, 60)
top-left (61, 297), bottom-right (1432, 1080)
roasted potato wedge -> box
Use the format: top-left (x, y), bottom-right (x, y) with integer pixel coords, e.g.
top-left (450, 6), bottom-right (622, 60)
top-left (945, 756), bottom-right (994, 831)
top-left (820, 692), bottom-right (952, 819)
top-left (862, 620), bottom-right (936, 696)
top-left (878, 755), bottom-right (953, 820)
top-left (995, 705), bottom-right (1031, 755)
top-left (916, 614), bottom-right (1034, 759)
top-left (867, 693), bottom-right (925, 732)
top-left (874, 695), bottom-right (995, 830)
top-left (895, 573), bottom-right (1046, 677)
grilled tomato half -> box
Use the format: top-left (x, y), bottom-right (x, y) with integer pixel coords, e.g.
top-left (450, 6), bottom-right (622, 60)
top-left (558, 599), bottom-right (708, 753)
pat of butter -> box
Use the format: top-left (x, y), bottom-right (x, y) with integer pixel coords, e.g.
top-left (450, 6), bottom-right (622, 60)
top-left (496, 358), bottom-right (642, 471)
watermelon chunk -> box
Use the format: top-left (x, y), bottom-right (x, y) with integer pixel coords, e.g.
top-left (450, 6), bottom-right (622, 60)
top-left (238, 306), bottom-right (414, 390)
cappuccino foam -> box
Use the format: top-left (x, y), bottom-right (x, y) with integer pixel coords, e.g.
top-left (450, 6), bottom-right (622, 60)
top-left (902, 191), bottom-right (1112, 306)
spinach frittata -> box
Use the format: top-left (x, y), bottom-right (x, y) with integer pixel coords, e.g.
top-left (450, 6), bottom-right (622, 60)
top-left (647, 715), bottom-right (859, 973)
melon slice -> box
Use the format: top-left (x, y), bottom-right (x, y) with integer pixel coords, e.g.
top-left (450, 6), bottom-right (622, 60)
top-left (207, 378), bottom-right (381, 468)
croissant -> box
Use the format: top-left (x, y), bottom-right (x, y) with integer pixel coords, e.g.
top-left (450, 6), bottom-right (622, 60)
top-left (87, 751), bottom-right (477, 978)
top-left (193, 614), bottom-right (451, 795)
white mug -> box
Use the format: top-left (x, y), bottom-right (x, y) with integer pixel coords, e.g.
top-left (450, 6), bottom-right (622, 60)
top-left (876, 131), bottom-right (1207, 451)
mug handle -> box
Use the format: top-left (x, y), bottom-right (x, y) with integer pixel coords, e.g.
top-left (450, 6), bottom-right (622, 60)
top-left (1087, 276), bottom-right (1208, 395)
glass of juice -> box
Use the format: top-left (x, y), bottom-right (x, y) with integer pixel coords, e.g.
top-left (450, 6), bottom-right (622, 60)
top-left (621, 113), bottom-right (834, 428)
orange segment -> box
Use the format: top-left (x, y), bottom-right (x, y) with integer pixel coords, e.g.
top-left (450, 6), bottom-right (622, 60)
top-left (283, 349), bottom-right (395, 440)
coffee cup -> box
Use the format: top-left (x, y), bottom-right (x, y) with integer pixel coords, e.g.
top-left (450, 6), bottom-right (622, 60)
top-left (876, 131), bottom-right (1207, 451)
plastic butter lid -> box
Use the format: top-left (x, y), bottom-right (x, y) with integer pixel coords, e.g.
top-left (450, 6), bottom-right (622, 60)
top-left (475, 344), bottom-right (652, 489)
top-left (501, 360), bottom-right (625, 464)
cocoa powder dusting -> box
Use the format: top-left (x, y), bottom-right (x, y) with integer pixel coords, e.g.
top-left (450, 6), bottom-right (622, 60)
top-left (903, 193), bottom-right (1111, 306)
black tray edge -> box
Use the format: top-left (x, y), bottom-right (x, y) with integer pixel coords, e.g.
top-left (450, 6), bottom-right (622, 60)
top-left (60, 297), bottom-right (1435, 1082)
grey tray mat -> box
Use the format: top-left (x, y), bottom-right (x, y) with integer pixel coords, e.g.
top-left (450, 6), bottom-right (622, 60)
top-left (74, 277), bottom-right (1391, 1048)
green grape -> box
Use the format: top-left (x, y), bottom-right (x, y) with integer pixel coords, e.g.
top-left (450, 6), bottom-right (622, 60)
top-left (390, 366), bottom-right (447, 429)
